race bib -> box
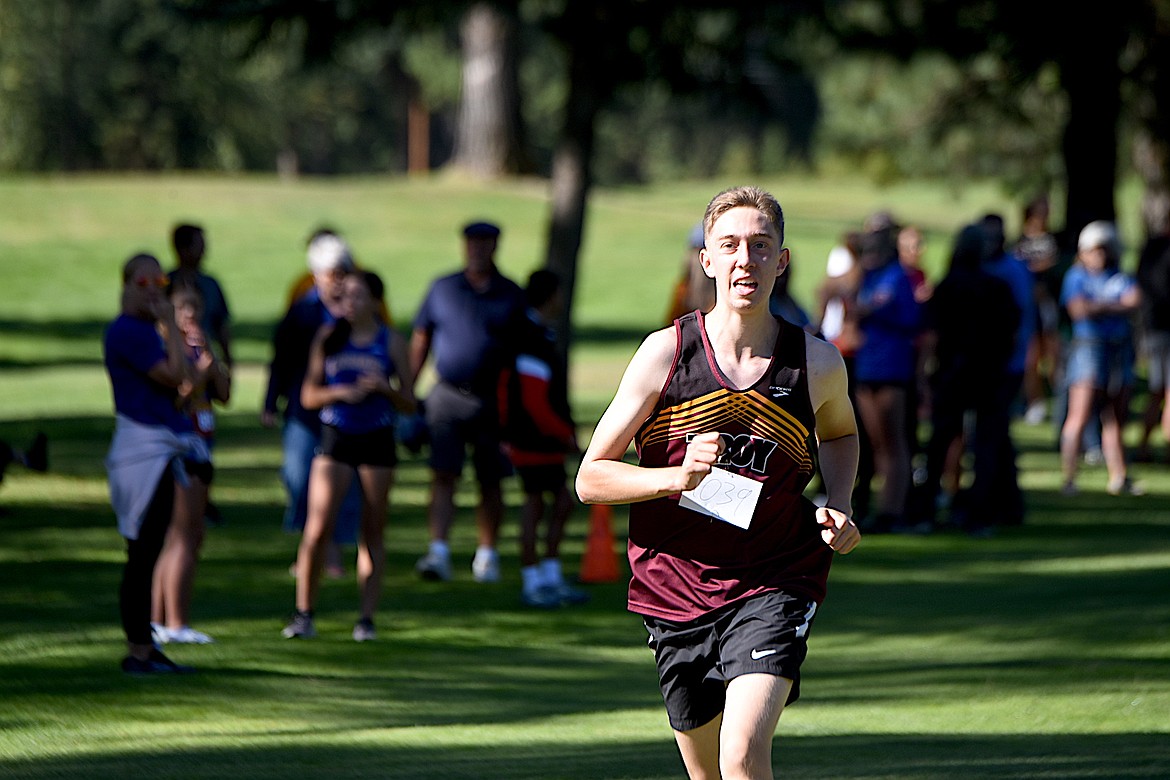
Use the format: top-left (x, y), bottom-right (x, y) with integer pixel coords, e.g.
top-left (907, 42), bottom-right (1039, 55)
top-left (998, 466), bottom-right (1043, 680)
top-left (679, 467), bottom-right (763, 530)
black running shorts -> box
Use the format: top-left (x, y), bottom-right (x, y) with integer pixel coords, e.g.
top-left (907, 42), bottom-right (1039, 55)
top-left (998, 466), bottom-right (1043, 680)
top-left (643, 590), bottom-right (819, 732)
top-left (318, 424), bottom-right (398, 469)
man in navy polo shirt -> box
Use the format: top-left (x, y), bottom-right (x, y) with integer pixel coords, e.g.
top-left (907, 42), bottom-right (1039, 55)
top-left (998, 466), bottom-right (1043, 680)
top-left (411, 221), bottom-right (527, 582)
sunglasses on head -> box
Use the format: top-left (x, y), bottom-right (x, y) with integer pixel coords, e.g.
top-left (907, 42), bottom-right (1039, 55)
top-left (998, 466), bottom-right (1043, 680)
top-left (134, 275), bottom-right (169, 288)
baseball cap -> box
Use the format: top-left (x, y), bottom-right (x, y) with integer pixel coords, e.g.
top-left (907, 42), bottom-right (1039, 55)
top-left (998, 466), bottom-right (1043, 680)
top-left (463, 221), bottom-right (501, 239)
top-left (1078, 220), bottom-right (1120, 254)
top-left (307, 234), bottom-right (355, 274)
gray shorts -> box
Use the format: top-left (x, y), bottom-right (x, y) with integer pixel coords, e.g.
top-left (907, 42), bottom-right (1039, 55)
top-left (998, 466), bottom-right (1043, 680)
top-left (1145, 330), bottom-right (1170, 394)
top-left (424, 380), bottom-right (511, 484)
top-left (643, 591), bottom-right (819, 732)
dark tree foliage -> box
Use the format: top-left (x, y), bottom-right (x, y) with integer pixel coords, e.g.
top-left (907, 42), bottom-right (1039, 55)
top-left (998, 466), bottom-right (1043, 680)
top-left (822, 0), bottom-right (1153, 240)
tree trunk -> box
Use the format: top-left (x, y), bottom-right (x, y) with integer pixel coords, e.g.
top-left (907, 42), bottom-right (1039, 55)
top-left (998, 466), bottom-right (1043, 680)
top-left (1058, 21), bottom-right (1125, 239)
top-left (1132, 2), bottom-right (1170, 239)
top-left (451, 1), bottom-right (527, 177)
top-left (545, 33), bottom-right (603, 362)
top-left (407, 89), bottom-right (430, 176)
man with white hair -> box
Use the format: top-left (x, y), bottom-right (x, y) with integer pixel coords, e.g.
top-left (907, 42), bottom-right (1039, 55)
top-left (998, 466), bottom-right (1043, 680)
top-left (263, 230), bottom-right (363, 554)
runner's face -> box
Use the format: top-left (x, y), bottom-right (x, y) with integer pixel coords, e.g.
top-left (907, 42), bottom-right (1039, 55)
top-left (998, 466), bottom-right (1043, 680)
top-left (700, 207), bottom-right (787, 310)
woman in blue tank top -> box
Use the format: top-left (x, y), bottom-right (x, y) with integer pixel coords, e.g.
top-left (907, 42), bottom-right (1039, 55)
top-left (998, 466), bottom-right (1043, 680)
top-left (284, 270), bottom-right (415, 642)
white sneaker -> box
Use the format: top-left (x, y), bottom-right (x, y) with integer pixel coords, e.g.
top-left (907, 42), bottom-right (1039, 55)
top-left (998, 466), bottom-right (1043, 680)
top-left (151, 622), bottom-right (171, 644)
top-left (352, 619), bottom-right (376, 642)
top-left (166, 625), bottom-right (215, 644)
top-left (471, 549), bottom-right (500, 583)
top-left (416, 550), bottom-right (452, 581)
top-left (1024, 401), bottom-right (1047, 425)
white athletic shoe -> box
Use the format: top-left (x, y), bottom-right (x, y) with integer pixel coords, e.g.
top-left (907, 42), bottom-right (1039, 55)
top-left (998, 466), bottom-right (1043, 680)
top-left (1024, 401), bottom-right (1047, 425)
top-left (471, 549), bottom-right (500, 583)
top-left (352, 619), bottom-right (376, 642)
top-left (165, 626), bottom-right (215, 644)
top-left (416, 550), bottom-right (452, 582)
top-left (151, 622), bottom-right (171, 644)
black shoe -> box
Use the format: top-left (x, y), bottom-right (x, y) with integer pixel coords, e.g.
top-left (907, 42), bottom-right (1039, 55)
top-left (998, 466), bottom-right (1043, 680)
top-left (0, 440), bottom-right (13, 483)
top-left (21, 432), bottom-right (47, 473)
top-left (204, 500), bottom-right (224, 527)
top-left (122, 648), bottom-right (195, 675)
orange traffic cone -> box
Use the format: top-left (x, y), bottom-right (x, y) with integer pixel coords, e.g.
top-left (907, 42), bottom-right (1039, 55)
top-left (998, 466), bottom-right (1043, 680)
top-left (579, 504), bottom-right (621, 583)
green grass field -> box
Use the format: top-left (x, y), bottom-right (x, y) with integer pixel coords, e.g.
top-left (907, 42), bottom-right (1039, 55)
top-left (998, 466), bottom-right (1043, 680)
top-left (0, 174), bottom-right (1167, 778)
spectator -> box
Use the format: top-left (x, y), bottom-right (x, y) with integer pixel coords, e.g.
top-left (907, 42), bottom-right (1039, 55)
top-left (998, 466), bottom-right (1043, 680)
top-left (914, 225), bottom-right (1019, 534)
top-left (262, 231), bottom-right (363, 576)
top-left (664, 222), bottom-right (716, 323)
top-left (1135, 216), bottom-right (1170, 462)
top-left (167, 224), bottom-right (232, 368)
top-left (768, 251), bottom-right (816, 333)
top-left (897, 225), bottom-right (934, 303)
top-left (896, 225), bottom-right (932, 466)
top-left (499, 270), bottom-right (588, 608)
top-left (817, 231), bottom-right (861, 348)
top-left (816, 231), bottom-right (871, 520)
top-left (1059, 221), bottom-right (1143, 496)
top-left (104, 253), bottom-right (207, 674)
top-left (1013, 196), bottom-right (1063, 425)
top-left (283, 270), bottom-right (414, 641)
top-left (150, 284), bottom-right (230, 645)
top-left (979, 214), bottom-right (1034, 525)
top-left (412, 221), bottom-right (527, 582)
top-left (852, 226), bottom-right (922, 532)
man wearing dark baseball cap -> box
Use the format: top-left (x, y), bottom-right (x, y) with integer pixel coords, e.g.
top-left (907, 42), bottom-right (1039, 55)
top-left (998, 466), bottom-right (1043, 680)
top-left (411, 220), bottom-right (526, 583)
top-left (462, 221), bottom-right (501, 239)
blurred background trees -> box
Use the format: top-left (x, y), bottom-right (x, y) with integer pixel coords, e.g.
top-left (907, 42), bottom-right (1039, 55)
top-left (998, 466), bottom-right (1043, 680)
top-left (3, 0), bottom-right (1169, 329)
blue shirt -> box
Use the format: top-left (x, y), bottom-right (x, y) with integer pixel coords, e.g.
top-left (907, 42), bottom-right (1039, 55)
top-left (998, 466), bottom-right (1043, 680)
top-left (414, 270), bottom-right (526, 391)
top-left (983, 252), bottom-right (1035, 374)
top-left (854, 261), bottom-right (921, 383)
top-left (321, 325), bottom-right (397, 434)
top-left (1061, 264), bottom-right (1137, 342)
top-left (104, 314), bottom-right (193, 433)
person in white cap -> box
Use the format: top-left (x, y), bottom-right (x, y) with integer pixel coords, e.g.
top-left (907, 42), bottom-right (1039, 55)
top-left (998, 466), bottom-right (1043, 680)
top-left (1059, 220), bottom-right (1143, 496)
top-left (262, 230), bottom-right (363, 572)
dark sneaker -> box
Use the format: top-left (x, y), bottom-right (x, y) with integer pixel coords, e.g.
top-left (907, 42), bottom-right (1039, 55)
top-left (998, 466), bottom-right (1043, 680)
top-left (0, 440), bottom-right (12, 483)
top-left (122, 648), bottom-right (195, 675)
top-left (22, 432), bottom-right (47, 473)
top-left (557, 584), bottom-right (592, 606)
top-left (521, 586), bottom-right (562, 609)
top-left (281, 610), bottom-right (316, 639)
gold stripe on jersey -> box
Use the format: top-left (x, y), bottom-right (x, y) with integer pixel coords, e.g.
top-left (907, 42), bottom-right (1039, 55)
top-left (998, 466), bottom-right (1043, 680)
top-left (639, 388), bottom-right (814, 473)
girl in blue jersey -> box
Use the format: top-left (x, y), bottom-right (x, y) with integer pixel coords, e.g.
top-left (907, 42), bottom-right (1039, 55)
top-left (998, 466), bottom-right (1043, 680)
top-left (284, 271), bottom-right (415, 641)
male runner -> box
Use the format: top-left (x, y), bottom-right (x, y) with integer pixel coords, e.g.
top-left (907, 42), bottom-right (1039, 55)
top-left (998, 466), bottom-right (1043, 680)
top-left (576, 186), bottom-right (860, 779)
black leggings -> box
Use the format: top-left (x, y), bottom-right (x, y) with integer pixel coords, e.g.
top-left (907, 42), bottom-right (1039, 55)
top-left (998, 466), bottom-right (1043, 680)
top-left (119, 469), bottom-right (174, 646)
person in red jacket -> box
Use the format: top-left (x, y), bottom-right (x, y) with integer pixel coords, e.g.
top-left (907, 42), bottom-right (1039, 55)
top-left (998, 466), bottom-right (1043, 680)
top-left (500, 270), bottom-right (589, 608)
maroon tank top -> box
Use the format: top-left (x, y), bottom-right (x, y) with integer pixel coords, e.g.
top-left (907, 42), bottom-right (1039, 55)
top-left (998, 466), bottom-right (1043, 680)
top-left (627, 310), bottom-right (833, 621)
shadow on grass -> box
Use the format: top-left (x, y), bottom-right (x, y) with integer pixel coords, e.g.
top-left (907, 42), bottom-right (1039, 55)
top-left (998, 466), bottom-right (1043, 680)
top-left (0, 732), bottom-right (1166, 779)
